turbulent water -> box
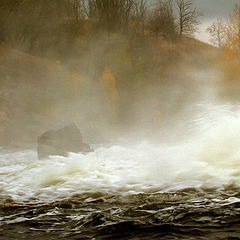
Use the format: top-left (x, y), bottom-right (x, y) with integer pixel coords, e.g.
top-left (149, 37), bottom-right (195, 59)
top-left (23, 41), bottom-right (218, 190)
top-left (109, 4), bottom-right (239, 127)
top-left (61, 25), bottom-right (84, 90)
top-left (2, 105), bottom-right (240, 239)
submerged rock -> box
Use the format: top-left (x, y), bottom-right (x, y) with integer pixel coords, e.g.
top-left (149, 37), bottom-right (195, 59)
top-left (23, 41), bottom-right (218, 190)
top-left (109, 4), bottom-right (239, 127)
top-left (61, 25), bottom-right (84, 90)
top-left (37, 123), bottom-right (91, 159)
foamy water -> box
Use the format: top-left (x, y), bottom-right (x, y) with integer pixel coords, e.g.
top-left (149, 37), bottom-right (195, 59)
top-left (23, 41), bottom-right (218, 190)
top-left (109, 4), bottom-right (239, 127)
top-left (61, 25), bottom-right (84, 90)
top-left (1, 105), bottom-right (240, 203)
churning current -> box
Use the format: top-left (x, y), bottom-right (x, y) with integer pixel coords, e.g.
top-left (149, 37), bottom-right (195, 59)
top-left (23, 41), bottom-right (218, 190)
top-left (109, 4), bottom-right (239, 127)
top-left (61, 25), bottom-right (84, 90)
top-left (2, 104), bottom-right (240, 239)
top-left (2, 106), bottom-right (240, 202)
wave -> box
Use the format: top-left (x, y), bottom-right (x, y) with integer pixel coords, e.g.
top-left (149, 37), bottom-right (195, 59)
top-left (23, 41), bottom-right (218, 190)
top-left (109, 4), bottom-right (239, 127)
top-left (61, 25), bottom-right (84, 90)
top-left (1, 104), bottom-right (240, 202)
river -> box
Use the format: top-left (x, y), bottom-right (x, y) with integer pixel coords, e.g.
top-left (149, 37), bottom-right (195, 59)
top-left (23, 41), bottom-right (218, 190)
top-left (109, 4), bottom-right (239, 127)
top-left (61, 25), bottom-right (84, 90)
top-left (1, 105), bottom-right (240, 239)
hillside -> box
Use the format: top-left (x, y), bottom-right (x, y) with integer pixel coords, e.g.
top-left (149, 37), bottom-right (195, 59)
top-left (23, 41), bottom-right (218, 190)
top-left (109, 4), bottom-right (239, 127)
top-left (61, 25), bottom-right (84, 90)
top-left (0, 44), bottom-right (65, 147)
top-left (0, 38), bottom-right (219, 148)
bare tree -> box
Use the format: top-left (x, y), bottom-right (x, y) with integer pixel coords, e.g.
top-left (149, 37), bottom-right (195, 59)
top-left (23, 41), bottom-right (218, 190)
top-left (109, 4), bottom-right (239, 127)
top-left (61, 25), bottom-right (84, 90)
top-left (0, 0), bottom-right (24, 42)
top-left (225, 4), bottom-right (240, 52)
top-left (149, 0), bottom-right (176, 41)
top-left (80, 0), bottom-right (136, 33)
top-left (175, 0), bottom-right (200, 40)
top-left (98, 0), bottom-right (135, 33)
top-left (207, 19), bottom-right (226, 48)
top-left (132, 0), bottom-right (148, 37)
top-left (4, 0), bottom-right (70, 53)
top-left (70, 0), bottom-right (85, 23)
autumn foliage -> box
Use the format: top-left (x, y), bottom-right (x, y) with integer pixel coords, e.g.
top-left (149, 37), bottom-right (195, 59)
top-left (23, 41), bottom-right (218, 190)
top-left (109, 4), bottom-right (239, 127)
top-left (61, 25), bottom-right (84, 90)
top-left (208, 5), bottom-right (240, 85)
top-left (100, 67), bottom-right (118, 103)
top-left (0, 1), bottom-right (215, 146)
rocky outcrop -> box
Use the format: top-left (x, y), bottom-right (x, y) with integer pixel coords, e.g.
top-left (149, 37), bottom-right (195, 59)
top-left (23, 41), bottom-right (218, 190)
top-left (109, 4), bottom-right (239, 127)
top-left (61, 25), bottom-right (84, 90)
top-left (37, 123), bottom-right (91, 159)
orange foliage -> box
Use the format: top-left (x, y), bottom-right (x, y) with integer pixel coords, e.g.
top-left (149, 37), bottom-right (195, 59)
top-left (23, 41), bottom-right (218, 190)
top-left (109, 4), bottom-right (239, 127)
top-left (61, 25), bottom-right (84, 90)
top-left (219, 49), bottom-right (240, 84)
top-left (213, 5), bottom-right (240, 84)
top-left (43, 104), bottom-right (61, 120)
top-left (224, 5), bottom-right (240, 52)
top-left (100, 67), bottom-right (118, 101)
top-left (0, 90), bottom-right (9, 124)
top-left (100, 67), bottom-right (119, 113)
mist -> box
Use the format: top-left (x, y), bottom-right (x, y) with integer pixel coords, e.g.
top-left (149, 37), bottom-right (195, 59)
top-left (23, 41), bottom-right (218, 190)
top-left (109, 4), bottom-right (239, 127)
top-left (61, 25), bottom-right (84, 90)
top-left (0, 0), bottom-right (221, 149)
top-left (2, 1), bottom-right (240, 239)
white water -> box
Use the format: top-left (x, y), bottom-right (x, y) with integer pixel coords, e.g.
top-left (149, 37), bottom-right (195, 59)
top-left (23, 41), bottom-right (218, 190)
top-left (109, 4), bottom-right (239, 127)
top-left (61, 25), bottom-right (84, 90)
top-left (1, 104), bottom-right (240, 202)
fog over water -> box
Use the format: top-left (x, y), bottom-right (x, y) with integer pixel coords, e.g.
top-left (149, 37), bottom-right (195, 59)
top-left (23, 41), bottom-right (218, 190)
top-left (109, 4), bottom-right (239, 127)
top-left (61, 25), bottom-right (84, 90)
top-left (3, 69), bottom-right (240, 239)
top-left (1, 1), bottom-right (240, 239)
top-left (0, 69), bottom-right (239, 203)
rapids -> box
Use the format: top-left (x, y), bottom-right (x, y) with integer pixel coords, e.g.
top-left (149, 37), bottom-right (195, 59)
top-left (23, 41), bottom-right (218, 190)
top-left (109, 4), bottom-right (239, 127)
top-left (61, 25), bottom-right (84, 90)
top-left (2, 104), bottom-right (240, 239)
top-left (1, 104), bottom-right (240, 203)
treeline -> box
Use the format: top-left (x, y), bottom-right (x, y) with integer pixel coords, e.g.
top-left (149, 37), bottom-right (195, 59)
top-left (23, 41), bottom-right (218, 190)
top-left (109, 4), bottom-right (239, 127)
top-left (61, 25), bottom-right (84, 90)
top-left (0, 0), bottom-right (204, 145)
top-left (207, 4), bottom-right (240, 87)
top-left (0, 0), bottom-right (200, 57)
top-left (207, 4), bottom-right (240, 52)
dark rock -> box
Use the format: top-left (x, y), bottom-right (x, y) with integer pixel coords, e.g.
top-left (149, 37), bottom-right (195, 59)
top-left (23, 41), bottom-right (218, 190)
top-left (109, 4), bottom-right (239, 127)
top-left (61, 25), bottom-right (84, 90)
top-left (37, 123), bottom-right (91, 159)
